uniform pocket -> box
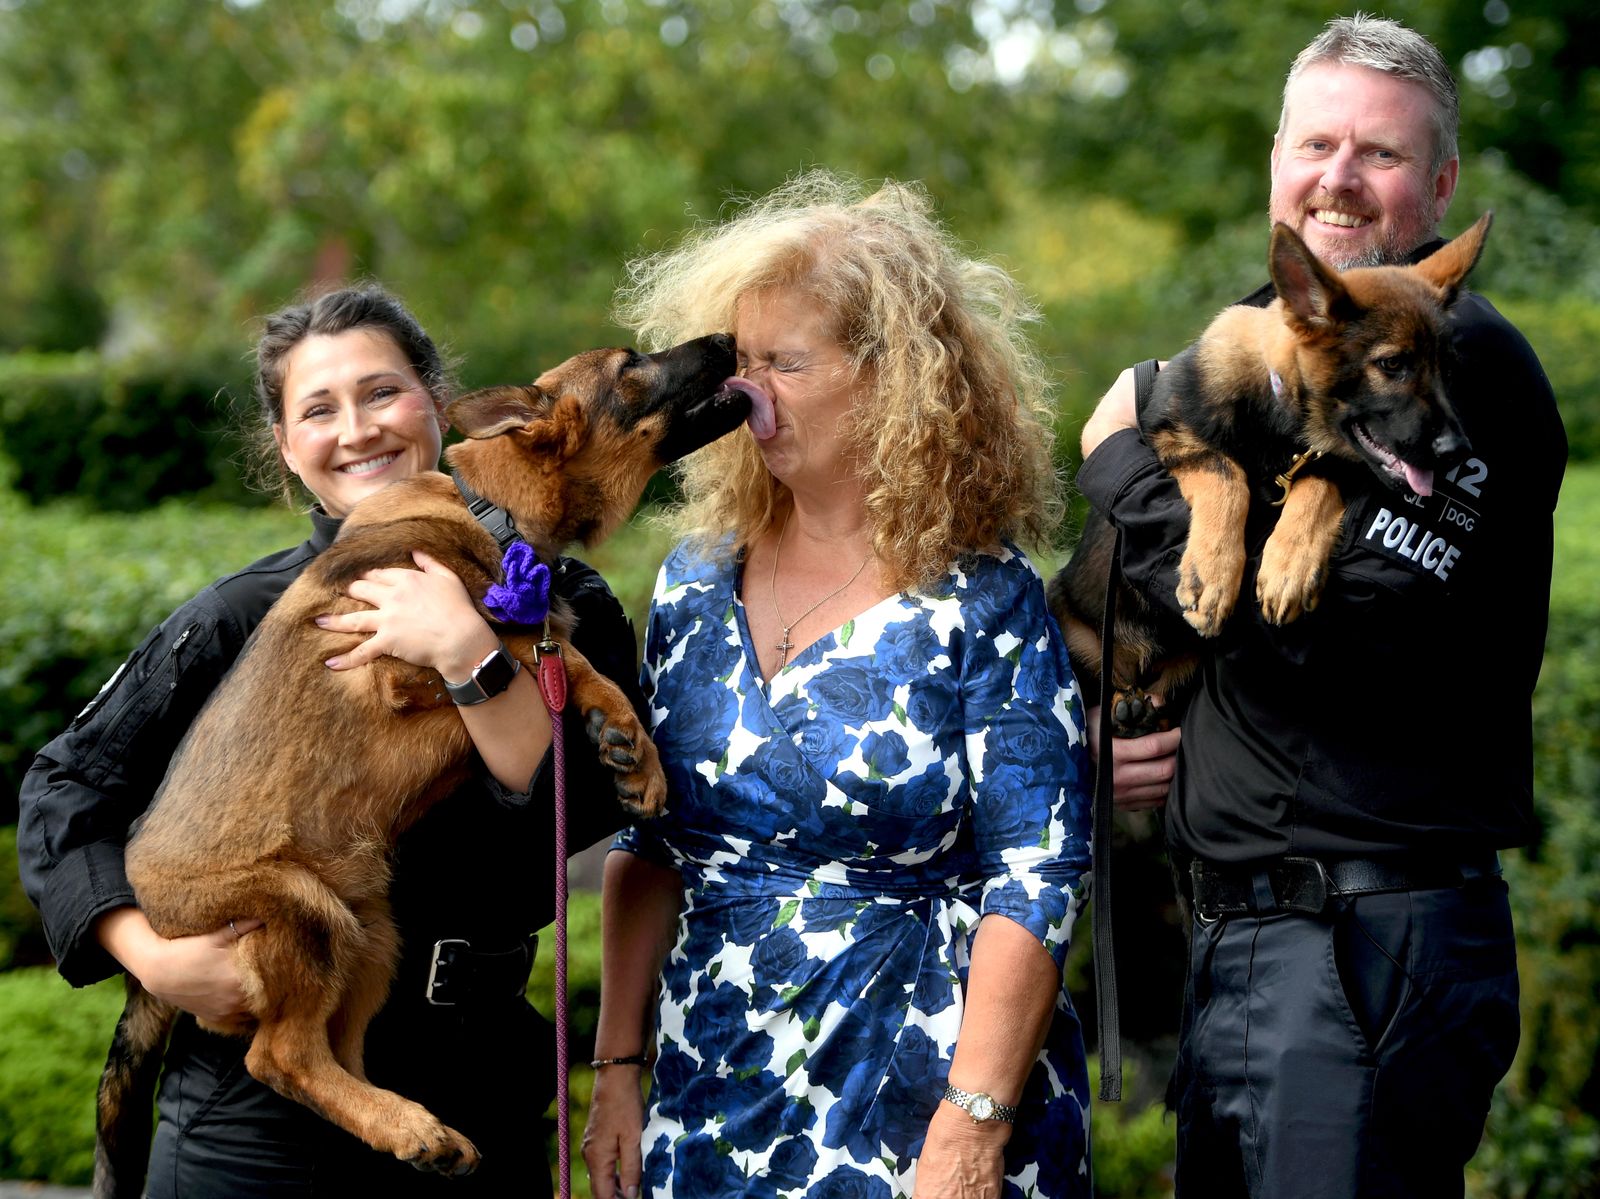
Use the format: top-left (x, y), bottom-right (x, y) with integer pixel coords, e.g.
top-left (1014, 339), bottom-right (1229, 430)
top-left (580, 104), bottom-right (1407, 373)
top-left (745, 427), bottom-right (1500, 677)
top-left (1330, 894), bottom-right (1414, 1056)
top-left (81, 621), bottom-right (202, 774)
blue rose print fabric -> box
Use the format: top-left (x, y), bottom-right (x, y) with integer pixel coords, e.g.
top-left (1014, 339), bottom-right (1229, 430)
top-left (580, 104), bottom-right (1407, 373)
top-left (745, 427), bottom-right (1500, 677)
top-left (613, 540), bottom-right (1093, 1198)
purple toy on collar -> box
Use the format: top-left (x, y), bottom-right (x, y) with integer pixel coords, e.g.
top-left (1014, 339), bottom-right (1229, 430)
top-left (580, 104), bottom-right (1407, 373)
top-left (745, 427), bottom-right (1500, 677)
top-left (484, 541), bottom-right (551, 625)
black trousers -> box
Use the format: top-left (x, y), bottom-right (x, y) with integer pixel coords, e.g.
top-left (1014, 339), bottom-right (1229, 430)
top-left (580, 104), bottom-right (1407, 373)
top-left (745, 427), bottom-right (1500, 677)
top-left (144, 1000), bottom-right (557, 1198)
top-left (1171, 879), bottom-right (1520, 1199)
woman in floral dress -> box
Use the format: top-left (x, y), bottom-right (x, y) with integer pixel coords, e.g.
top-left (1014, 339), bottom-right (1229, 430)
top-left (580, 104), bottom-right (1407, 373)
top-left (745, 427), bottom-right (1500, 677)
top-left (583, 173), bottom-right (1093, 1199)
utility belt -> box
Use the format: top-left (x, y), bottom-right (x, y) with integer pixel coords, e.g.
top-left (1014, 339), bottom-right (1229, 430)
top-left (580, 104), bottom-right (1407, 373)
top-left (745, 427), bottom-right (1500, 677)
top-left (420, 932), bottom-right (539, 1006)
top-left (1187, 854), bottom-right (1501, 925)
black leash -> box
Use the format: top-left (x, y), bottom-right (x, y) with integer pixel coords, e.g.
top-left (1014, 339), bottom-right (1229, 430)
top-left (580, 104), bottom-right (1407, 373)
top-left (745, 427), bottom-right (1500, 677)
top-left (1089, 356), bottom-right (1159, 1103)
top-left (1092, 525), bottom-right (1123, 1103)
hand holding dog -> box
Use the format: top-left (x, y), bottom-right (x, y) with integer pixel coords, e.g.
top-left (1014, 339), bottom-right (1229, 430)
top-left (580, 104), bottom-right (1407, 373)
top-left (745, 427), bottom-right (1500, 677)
top-left (1080, 361), bottom-right (1167, 459)
top-left (320, 549), bottom-right (498, 679)
top-left (96, 906), bottom-right (262, 1032)
top-left (1085, 705), bottom-right (1179, 811)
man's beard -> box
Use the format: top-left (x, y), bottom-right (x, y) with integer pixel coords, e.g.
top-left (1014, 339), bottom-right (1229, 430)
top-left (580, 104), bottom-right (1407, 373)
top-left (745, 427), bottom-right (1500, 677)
top-left (1270, 190), bottom-right (1439, 269)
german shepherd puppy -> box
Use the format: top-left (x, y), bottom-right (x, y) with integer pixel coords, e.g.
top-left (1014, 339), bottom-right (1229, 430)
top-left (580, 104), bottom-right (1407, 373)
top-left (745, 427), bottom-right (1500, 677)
top-left (94, 335), bottom-right (750, 1196)
top-left (1048, 214), bottom-right (1490, 737)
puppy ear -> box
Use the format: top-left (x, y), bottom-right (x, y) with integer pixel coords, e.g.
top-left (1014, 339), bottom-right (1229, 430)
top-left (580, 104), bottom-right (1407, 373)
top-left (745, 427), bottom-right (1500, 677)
top-left (1270, 222), bottom-right (1357, 334)
top-left (1414, 210), bottom-right (1492, 305)
top-left (521, 393), bottom-right (589, 461)
top-left (448, 386), bottom-right (549, 440)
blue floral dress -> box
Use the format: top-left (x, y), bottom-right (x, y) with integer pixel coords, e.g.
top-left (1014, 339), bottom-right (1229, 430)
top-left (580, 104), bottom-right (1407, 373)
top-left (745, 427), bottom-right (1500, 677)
top-left (614, 540), bottom-right (1093, 1198)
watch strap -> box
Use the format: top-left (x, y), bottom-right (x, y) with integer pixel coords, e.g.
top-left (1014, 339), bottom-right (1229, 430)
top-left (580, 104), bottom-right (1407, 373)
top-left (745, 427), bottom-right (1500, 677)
top-left (941, 1083), bottom-right (1018, 1124)
top-left (443, 642), bottom-right (521, 706)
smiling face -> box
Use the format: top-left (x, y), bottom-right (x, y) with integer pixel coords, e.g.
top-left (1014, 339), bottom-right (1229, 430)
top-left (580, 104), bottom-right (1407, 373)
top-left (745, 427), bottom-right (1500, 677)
top-left (1270, 63), bottom-right (1457, 270)
top-left (734, 288), bottom-right (870, 494)
top-left (273, 329), bottom-right (447, 518)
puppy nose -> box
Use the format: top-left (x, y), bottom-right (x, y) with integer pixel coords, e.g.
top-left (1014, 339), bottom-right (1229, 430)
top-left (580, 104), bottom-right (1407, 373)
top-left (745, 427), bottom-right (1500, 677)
top-left (1432, 427), bottom-right (1471, 461)
top-left (708, 333), bottom-right (736, 355)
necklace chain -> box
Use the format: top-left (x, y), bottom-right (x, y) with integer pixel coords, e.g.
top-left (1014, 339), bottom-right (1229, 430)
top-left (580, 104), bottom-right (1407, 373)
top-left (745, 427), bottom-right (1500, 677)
top-left (769, 509), bottom-right (872, 669)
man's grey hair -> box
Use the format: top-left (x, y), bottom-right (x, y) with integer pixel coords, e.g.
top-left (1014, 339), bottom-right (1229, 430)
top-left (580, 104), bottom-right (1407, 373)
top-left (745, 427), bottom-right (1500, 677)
top-left (1279, 13), bottom-right (1460, 175)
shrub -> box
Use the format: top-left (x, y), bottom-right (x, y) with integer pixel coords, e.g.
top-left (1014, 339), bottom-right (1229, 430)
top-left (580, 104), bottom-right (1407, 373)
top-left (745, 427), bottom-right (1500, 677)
top-left (0, 968), bottom-right (123, 1185)
top-left (0, 351), bottom-right (257, 511)
top-left (1494, 296), bottom-right (1600, 462)
top-left (0, 826), bottom-right (50, 970)
top-left (1088, 1062), bottom-right (1176, 1197)
top-left (0, 492), bottom-right (305, 808)
top-left (1469, 464), bottom-right (1600, 1198)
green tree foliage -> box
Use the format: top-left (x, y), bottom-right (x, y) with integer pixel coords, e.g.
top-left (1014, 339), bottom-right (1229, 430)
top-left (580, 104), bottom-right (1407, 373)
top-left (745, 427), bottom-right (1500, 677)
top-left (3, 0), bottom-right (1596, 474)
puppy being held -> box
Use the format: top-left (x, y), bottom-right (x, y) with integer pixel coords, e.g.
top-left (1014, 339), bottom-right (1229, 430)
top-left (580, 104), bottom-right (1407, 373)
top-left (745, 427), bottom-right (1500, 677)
top-left (94, 335), bottom-right (756, 1196)
top-left (1049, 213), bottom-right (1491, 738)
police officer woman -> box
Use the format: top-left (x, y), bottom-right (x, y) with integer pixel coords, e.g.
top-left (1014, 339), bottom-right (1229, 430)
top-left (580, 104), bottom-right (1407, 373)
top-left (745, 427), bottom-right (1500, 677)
top-left (17, 286), bottom-right (635, 1196)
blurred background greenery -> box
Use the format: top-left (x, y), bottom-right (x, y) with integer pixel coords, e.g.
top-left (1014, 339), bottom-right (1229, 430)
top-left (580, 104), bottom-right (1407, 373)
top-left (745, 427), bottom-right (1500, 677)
top-left (1, 0), bottom-right (1596, 1194)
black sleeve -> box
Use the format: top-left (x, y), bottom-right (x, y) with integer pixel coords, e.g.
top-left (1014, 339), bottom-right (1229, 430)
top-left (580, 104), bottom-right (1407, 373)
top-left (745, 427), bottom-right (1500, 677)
top-left (1075, 427), bottom-right (1190, 616)
top-left (15, 589), bottom-right (249, 986)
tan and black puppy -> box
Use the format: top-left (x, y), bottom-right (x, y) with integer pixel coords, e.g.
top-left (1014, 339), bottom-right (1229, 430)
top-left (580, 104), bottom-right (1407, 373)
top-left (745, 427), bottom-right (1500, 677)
top-left (94, 335), bottom-right (749, 1196)
top-left (1049, 214), bottom-right (1490, 737)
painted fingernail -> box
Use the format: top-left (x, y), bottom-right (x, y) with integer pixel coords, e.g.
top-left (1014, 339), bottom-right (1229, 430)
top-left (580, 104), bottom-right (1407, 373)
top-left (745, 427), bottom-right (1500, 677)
top-left (325, 657), bottom-right (341, 669)
top-left (314, 615), bottom-right (330, 627)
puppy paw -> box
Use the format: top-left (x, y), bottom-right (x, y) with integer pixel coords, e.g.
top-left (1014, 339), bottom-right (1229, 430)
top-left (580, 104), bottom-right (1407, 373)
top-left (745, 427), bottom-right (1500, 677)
top-left (1257, 527), bottom-right (1330, 625)
top-left (1256, 555), bottom-right (1324, 625)
top-left (393, 1111), bottom-right (479, 1175)
top-left (585, 708), bottom-right (668, 818)
top-left (1175, 549), bottom-right (1242, 638)
top-left (1109, 688), bottom-right (1168, 738)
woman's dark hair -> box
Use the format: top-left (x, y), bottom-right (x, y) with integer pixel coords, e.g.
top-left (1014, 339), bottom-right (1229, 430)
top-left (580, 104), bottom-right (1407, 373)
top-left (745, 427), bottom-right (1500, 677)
top-left (245, 285), bottom-right (455, 505)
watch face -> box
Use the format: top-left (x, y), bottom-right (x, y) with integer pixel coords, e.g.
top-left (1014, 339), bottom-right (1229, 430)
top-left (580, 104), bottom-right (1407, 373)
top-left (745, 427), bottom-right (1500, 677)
top-left (970, 1094), bottom-right (994, 1120)
top-left (474, 648), bottom-right (519, 698)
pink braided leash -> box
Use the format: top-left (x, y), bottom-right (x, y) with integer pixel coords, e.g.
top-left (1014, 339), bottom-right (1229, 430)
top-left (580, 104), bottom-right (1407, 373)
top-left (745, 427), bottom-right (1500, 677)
top-left (536, 646), bottom-right (571, 1199)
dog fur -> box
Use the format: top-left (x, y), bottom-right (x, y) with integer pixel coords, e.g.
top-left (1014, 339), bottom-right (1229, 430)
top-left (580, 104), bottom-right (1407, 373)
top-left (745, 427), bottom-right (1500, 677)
top-left (93, 334), bottom-right (749, 1196)
top-left (1048, 214), bottom-right (1491, 737)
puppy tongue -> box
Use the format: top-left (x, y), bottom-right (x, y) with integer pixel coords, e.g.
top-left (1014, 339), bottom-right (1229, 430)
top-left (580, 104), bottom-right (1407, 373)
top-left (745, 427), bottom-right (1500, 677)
top-left (1403, 461), bottom-right (1434, 497)
top-left (723, 377), bottom-right (775, 440)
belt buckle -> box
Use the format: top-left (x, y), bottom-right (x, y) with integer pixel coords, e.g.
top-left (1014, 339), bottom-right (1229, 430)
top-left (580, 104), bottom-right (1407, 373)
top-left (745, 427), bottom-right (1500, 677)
top-left (1279, 856), bottom-right (1332, 914)
top-left (1188, 859), bottom-right (1221, 925)
top-left (426, 938), bottom-right (470, 1006)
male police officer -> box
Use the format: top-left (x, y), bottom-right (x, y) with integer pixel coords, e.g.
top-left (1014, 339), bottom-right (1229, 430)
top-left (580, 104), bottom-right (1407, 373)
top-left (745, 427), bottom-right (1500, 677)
top-left (1078, 15), bottom-right (1567, 1198)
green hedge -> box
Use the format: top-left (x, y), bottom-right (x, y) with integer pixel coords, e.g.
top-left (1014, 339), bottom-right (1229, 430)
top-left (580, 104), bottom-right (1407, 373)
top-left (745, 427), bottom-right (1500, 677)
top-left (0, 968), bottom-right (125, 1184)
top-left (0, 351), bottom-right (257, 511)
top-left (1496, 296), bottom-right (1600, 462)
top-left (0, 491), bottom-right (306, 807)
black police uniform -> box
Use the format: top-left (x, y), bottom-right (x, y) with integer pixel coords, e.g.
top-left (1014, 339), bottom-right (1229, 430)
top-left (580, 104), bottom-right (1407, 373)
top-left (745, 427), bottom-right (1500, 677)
top-left (1077, 247), bottom-right (1567, 1199)
top-left (17, 508), bottom-right (637, 1197)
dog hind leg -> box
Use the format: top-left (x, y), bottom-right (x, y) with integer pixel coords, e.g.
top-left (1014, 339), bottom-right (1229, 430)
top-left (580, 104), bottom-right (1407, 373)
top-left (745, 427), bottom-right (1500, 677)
top-left (327, 895), bottom-right (401, 1083)
top-left (235, 872), bottom-right (479, 1174)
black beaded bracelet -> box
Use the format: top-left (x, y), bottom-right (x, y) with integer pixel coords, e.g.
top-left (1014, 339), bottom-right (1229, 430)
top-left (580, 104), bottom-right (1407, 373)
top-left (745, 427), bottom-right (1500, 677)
top-left (590, 1054), bottom-right (652, 1069)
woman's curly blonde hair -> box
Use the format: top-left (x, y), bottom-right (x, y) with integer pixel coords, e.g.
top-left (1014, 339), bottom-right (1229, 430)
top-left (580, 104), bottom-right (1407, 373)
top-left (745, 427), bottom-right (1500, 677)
top-left (614, 171), bottom-right (1063, 593)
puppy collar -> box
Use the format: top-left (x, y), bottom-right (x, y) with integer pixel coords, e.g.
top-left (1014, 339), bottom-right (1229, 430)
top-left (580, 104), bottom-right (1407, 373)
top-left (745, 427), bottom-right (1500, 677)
top-left (452, 471), bottom-right (520, 550)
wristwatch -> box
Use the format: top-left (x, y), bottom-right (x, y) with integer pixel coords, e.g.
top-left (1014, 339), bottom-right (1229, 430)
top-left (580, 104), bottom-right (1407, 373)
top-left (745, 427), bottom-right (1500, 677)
top-left (941, 1084), bottom-right (1018, 1124)
top-left (442, 642), bottom-right (521, 706)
